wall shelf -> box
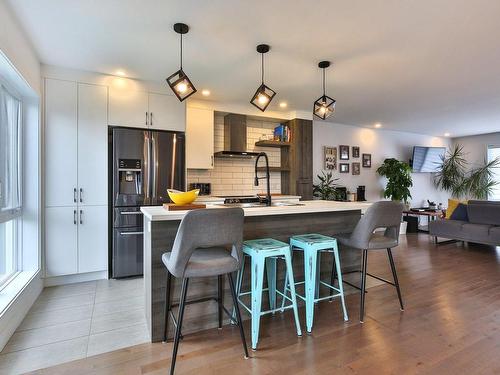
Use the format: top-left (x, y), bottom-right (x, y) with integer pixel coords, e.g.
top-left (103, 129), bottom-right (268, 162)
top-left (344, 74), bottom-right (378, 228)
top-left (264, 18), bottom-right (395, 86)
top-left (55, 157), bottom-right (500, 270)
top-left (255, 140), bottom-right (291, 148)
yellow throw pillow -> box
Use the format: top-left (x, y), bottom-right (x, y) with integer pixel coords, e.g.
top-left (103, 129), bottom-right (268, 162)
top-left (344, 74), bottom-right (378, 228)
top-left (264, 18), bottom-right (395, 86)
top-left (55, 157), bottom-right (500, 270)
top-left (446, 199), bottom-right (467, 219)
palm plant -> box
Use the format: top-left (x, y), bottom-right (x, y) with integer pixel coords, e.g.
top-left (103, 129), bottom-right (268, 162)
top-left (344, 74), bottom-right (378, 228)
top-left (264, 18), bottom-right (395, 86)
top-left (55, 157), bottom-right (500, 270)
top-left (313, 171), bottom-right (341, 200)
top-left (434, 144), bottom-right (500, 199)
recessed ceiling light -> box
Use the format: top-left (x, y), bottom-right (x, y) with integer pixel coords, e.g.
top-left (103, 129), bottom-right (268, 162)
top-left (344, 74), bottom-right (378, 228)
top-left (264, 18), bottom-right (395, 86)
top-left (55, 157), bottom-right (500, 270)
top-left (279, 101), bottom-right (287, 108)
top-left (374, 123), bottom-right (382, 128)
top-left (201, 89), bottom-right (210, 96)
top-left (115, 70), bottom-right (126, 76)
top-left (444, 132), bottom-right (450, 137)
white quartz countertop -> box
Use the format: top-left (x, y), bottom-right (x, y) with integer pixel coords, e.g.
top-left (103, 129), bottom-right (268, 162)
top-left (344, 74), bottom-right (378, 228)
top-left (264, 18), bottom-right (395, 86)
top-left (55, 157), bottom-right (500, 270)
top-left (141, 200), bottom-right (372, 221)
top-left (194, 195), bottom-right (302, 203)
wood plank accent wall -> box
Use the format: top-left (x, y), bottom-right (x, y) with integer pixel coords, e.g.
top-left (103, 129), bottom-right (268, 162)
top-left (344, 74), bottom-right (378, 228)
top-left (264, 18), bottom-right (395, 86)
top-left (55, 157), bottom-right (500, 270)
top-left (281, 118), bottom-right (313, 200)
top-left (144, 210), bottom-right (361, 343)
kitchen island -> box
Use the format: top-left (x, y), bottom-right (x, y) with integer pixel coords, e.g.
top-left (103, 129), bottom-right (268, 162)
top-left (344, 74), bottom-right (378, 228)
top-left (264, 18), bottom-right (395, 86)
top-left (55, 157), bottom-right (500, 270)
top-left (141, 200), bottom-right (372, 342)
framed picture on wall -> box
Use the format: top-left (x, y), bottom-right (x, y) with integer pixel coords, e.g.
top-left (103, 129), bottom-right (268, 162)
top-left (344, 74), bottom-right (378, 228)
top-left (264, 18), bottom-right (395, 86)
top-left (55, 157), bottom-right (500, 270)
top-left (352, 162), bottom-right (360, 175)
top-left (339, 145), bottom-right (350, 160)
top-left (324, 146), bottom-right (337, 170)
top-left (340, 163), bottom-right (350, 173)
top-left (362, 153), bottom-right (372, 168)
top-left (352, 146), bottom-right (360, 158)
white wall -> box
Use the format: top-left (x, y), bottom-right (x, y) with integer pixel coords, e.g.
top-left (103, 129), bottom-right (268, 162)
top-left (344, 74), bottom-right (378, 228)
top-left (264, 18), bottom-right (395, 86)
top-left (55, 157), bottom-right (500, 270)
top-left (0, 1), bottom-right (40, 95)
top-left (453, 132), bottom-right (500, 167)
top-left (313, 121), bottom-right (450, 207)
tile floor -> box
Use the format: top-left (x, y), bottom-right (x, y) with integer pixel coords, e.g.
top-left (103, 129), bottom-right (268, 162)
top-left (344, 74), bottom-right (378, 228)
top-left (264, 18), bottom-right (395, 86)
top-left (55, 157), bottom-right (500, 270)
top-left (0, 277), bottom-right (149, 374)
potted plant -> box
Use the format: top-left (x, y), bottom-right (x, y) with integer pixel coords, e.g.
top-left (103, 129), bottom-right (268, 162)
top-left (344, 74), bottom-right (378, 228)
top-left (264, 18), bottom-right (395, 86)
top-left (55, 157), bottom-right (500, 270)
top-left (376, 158), bottom-right (413, 234)
top-left (434, 144), bottom-right (499, 199)
top-left (313, 171), bottom-right (342, 200)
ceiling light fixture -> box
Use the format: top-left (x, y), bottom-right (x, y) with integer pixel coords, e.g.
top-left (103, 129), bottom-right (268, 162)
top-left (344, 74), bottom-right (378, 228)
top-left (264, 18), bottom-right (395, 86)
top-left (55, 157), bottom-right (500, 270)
top-left (166, 23), bottom-right (197, 102)
top-left (374, 123), bottom-right (382, 128)
top-left (115, 70), bottom-right (126, 77)
top-left (313, 61), bottom-right (336, 120)
top-left (201, 89), bottom-right (210, 96)
top-left (250, 44), bottom-right (276, 112)
top-left (444, 132), bottom-right (450, 137)
top-left (279, 101), bottom-right (287, 108)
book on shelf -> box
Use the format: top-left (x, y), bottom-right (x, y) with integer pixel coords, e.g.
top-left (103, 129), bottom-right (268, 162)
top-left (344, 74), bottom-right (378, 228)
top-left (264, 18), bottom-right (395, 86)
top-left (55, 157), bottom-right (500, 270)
top-left (273, 124), bottom-right (291, 142)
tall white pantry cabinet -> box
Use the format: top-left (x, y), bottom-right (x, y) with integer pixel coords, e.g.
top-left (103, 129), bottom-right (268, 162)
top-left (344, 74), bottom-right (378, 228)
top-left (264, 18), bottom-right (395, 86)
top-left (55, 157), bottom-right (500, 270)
top-left (44, 79), bottom-right (108, 277)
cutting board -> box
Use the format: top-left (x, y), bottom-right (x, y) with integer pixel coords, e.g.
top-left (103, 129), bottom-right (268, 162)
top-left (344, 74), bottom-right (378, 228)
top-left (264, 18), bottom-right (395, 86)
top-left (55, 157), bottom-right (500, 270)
top-left (163, 203), bottom-right (206, 211)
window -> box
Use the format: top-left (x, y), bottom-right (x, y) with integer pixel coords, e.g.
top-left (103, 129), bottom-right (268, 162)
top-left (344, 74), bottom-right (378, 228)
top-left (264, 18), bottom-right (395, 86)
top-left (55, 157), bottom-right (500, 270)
top-left (0, 84), bottom-right (22, 287)
top-left (488, 146), bottom-right (500, 201)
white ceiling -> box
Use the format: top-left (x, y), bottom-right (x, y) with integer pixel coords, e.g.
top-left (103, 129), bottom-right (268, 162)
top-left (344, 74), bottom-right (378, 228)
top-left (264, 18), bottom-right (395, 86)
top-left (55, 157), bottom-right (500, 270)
top-left (7, 0), bottom-right (500, 137)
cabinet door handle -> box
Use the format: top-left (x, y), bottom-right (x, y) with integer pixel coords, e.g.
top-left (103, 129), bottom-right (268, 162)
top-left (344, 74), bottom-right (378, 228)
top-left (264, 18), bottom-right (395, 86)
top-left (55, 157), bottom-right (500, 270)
top-left (150, 112), bottom-right (153, 126)
top-left (73, 209), bottom-right (77, 225)
top-left (73, 188), bottom-right (77, 203)
top-left (79, 188), bottom-right (83, 203)
top-left (79, 209), bottom-right (83, 225)
top-left (146, 112), bottom-right (149, 126)
top-left (211, 155), bottom-right (214, 167)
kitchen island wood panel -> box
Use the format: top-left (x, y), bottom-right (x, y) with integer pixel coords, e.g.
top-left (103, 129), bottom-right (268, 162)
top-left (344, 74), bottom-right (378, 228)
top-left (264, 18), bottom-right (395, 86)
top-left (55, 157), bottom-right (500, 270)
top-left (142, 201), bottom-right (370, 342)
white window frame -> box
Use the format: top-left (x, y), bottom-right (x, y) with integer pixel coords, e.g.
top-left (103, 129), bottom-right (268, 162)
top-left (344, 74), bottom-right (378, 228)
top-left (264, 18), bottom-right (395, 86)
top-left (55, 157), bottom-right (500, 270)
top-left (0, 79), bottom-right (23, 290)
top-left (487, 145), bottom-right (500, 201)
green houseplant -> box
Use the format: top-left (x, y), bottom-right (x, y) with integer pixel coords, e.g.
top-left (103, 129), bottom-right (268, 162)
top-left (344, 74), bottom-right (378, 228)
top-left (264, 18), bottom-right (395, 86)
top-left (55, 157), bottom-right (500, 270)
top-left (313, 171), bottom-right (341, 200)
top-left (376, 158), bottom-right (413, 204)
top-left (434, 144), bottom-right (499, 199)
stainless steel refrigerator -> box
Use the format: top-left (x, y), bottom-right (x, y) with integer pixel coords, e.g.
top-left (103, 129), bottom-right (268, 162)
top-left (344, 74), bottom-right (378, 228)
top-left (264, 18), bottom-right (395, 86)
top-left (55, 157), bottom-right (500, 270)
top-left (109, 127), bottom-right (185, 278)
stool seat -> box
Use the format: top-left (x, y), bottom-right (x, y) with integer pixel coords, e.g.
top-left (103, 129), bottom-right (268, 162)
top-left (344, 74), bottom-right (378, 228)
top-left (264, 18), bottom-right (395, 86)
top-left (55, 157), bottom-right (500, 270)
top-left (244, 238), bottom-right (287, 251)
top-left (162, 247), bottom-right (238, 278)
top-left (291, 233), bottom-right (336, 245)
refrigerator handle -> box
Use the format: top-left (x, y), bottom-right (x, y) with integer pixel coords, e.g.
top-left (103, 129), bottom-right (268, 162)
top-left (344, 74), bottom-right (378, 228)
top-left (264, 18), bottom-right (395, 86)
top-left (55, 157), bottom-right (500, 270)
top-left (170, 133), bottom-right (177, 189)
top-left (151, 132), bottom-right (158, 199)
top-left (143, 131), bottom-right (150, 201)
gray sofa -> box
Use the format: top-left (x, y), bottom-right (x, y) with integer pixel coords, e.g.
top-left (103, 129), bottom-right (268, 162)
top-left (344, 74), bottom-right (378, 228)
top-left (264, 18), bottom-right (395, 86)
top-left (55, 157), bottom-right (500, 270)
top-left (429, 200), bottom-right (500, 245)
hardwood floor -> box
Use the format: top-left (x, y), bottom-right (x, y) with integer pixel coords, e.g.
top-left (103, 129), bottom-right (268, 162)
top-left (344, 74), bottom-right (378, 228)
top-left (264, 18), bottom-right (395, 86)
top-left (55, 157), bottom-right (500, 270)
top-left (30, 234), bottom-right (500, 374)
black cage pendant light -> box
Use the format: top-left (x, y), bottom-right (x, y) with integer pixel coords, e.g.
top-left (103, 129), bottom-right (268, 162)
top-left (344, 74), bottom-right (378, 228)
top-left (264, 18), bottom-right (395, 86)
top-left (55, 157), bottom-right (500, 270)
top-left (313, 61), bottom-right (336, 120)
top-left (250, 44), bottom-right (276, 112)
top-left (166, 23), bottom-right (197, 101)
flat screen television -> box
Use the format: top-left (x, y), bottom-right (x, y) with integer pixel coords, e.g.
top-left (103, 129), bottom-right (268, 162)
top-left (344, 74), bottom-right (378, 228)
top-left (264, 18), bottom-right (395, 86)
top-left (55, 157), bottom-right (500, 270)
top-left (411, 146), bottom-right (446, 172)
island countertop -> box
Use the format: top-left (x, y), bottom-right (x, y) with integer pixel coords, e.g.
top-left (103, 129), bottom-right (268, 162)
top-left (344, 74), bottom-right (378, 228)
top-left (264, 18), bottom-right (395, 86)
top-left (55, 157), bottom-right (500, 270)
top-left (140, 200), bottom-right (373, 221)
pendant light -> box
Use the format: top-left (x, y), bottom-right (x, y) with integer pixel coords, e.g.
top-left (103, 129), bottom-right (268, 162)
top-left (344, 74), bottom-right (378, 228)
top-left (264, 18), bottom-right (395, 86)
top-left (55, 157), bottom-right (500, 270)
top-left (166, 23), bottom-right (197, 101)
top-left (250, 44), bottom-right (276, 112)
top-left (313, 61), bottom-right (336, 120)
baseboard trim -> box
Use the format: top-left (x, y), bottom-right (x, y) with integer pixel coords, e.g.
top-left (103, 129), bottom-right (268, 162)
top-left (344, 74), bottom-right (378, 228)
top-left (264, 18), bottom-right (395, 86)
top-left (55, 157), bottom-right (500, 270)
top-left (43, 271), bottom-right (108, 287)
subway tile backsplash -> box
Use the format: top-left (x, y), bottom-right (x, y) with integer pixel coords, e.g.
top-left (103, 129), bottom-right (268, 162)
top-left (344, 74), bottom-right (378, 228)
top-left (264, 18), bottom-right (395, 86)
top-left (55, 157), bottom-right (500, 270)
top-left (187, 114), bottom-right (282, 196)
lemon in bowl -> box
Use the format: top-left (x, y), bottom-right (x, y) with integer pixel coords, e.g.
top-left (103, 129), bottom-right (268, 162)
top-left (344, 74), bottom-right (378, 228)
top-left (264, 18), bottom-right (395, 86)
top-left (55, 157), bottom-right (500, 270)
top-left (167, 189), bottom-right (200, 205)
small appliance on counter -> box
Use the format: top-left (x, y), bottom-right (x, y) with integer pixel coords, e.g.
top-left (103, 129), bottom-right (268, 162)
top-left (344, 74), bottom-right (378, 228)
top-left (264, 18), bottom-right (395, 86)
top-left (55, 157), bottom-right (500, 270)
top-left (189, 182), bottom-right (211, 195)
top-left (356, 186), bottom-right (366, 201)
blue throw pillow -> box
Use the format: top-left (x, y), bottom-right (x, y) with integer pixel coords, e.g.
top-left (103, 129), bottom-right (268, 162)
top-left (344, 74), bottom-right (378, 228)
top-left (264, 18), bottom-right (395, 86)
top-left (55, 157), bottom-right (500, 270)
top-left (450, 203), bottom-right (468, 221)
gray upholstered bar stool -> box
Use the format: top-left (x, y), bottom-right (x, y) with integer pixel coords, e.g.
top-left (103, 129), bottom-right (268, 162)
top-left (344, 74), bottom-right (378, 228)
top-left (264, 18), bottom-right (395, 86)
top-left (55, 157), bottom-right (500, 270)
top-left (336, 201), bottom-right (405, 323)
top-left (162, 208), bottom-right (248, 375)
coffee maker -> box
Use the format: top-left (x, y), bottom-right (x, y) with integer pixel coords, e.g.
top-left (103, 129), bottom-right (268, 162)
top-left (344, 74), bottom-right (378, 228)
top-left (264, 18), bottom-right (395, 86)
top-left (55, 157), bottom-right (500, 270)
top-left (356, 186), bottom-right (366, 201)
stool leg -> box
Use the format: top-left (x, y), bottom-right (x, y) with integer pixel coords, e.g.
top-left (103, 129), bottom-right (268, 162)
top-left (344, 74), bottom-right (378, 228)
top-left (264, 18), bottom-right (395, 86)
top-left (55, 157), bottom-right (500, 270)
top-left (360, 249), bottom-right (368, 323)
top-left (387, 248), bottom-right (404, 311)
top-left (232, 256), bottom-right (246, 323)
top-left (315, 252), bottom-right (321, 301)
top-left (329, 252), bottom-right (336, 302)
top-left (170, 278), bottom-right (189, 375)
top-left (265, 257), bottom-right (277, 312)
top-left (163, 270), bottom-right (172, 342)
top-left (251, 256), bottom-right (265, 350)
top-left (280, 270), bottom-right (288, 312)
top-left (217, 275), bottom-right (224, 329)
top-left (303, 247), bottom-right (318, 333)
top-left (284, 249), bottom-right (302, 337)
top-left (227, 273), bottom-right (249, 359)
top-left (333, 244), bottom-right (348, 321)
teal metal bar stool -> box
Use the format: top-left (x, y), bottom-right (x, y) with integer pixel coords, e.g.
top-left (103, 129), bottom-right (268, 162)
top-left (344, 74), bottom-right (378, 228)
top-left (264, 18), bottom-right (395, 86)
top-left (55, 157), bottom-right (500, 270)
top-left (235, 238), bottom-right (302, 350)
top-left (281, 233), bottom-right (348, 333)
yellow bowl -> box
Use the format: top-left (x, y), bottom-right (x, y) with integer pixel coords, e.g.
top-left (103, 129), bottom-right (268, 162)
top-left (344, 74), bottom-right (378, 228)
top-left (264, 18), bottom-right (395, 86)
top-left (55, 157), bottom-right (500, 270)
top-left (167, 189), bottom-right (200, 205)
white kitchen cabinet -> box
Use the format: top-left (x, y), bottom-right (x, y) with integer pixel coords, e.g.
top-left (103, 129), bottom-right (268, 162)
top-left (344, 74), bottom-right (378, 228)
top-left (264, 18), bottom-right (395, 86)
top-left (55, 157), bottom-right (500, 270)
top-left (45, 206), bottom-right (78, 277)
top-left (186, 107), bottom-right (214, 169)
top-left (78, 205), bottom-right (108, 273)
top-left (148, 92), bottom-right (185, 131)
top-left (45, 79), bottom-right (78, 207)
top-left (77, 83), bottom-right (108, 206)
top-left (108, 84), bottom-right (148, 127)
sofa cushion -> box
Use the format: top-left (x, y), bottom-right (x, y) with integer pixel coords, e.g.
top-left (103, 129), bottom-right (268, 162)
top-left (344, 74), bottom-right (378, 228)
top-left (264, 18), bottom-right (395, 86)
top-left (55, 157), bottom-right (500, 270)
top-left (429, 219), bottom-right (467, 238)
top-left (450, 203), bottom-right (468, 221)
top-left (467, 201), bottom-right (500, 225)
top-left (461, 223), bottom-right (492, 241)
top-left (488, 227), bottom-right (500, 245)
top-left (446, 199), bottom-right (465, 219)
